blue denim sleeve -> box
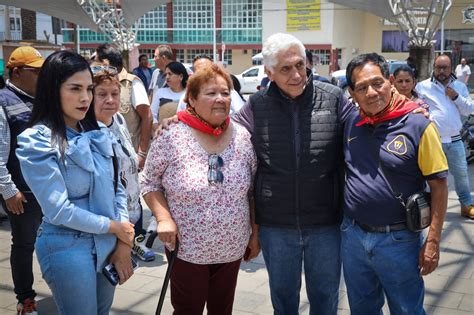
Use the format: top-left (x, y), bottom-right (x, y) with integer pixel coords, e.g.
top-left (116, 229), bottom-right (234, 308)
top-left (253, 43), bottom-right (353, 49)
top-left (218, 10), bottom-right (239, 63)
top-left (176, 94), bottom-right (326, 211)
top-left (16, 126), bottom-right (111, 234)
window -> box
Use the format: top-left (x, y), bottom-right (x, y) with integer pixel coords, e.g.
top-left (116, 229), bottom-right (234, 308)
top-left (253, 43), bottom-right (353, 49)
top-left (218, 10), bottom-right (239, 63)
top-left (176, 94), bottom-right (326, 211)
top-left (307, 49), bottom-right (331, 65)
top-left (138, 49), bottom-right (156, 60)
top-left (79, 29), bottom-right (107, 42)
top-left (186, 49), bottom-right (213, 64)
top-left (223, 49), bottom-right (232, 65)
top-left (175, 49), bottom-right (185, 63)
top-left (10, 17), bottom-right (20, 31)
top-left (243, 68), bottom-right (259, 77)
top-left (221, 0), bottom-right (262, 44)
top-left (173, 0), bottom-right (213, 44)
top-left (252, 49), bottom-right (262, 65)
top-left (137, 5), bottom-right (167, 43)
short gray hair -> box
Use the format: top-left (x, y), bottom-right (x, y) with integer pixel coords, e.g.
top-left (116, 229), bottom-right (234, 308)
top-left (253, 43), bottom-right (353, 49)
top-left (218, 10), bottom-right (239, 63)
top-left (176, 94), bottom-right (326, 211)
top-left (262, 33), bottom-right (306, 72)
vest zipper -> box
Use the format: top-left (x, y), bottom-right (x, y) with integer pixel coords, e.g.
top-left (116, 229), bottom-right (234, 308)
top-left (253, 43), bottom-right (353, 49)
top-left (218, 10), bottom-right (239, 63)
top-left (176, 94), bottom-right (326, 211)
top-left (292, 101), bottom-right (301, 229)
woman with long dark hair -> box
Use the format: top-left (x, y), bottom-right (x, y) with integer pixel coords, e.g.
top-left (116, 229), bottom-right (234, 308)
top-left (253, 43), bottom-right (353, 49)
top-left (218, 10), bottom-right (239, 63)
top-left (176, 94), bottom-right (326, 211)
top-left (16, 50), bottom-right (134, 314)
top-left (391, 65), bottom-right (429, 109)
top-left (150, 61), bottom-right (188, 130)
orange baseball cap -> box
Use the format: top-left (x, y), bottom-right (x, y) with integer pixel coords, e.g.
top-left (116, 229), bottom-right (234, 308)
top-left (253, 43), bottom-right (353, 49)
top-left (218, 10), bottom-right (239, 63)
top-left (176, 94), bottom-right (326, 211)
top-left (6, 46), bottom-right (44, 69)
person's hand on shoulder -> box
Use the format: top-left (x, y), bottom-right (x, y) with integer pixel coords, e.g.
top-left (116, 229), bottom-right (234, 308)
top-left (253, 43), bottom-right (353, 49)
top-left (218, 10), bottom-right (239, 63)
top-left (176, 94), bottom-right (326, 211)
top-left (154, 115), bottom-right (179, 138)
top-left (412, 106), bottom-right (431, 120)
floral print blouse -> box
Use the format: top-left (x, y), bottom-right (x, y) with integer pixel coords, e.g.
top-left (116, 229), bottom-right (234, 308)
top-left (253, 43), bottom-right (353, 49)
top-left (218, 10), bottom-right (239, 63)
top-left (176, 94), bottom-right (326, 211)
top-left (141, 122), bottom-right (257, 264)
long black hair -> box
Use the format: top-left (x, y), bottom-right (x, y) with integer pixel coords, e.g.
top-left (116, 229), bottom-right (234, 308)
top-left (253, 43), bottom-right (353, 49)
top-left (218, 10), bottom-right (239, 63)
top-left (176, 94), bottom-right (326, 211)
top-left (29, 50), bottom-right (98, 154)
top-left (393, 65), bottom-right (419, 98)
top-left (165, 61), bottom-right (189, 89)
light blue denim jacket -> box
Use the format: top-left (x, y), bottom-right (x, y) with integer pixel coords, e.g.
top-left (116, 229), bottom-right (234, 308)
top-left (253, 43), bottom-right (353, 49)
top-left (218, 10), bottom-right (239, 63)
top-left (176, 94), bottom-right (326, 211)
top-left (16, 123), bottom-right (129, 270)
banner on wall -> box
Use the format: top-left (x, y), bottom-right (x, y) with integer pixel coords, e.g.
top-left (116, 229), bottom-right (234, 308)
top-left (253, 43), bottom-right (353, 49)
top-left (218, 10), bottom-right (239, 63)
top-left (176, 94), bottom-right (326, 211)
top-left (286, 0), bottom-right (321, 32)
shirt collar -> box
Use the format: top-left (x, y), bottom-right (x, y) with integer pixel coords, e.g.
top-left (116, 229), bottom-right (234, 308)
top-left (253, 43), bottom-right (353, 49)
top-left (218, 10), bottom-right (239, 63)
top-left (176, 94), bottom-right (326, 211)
top-left (431, 73), bottom-right (457, 86)
top-left (6, 80), bottom-right (34, 99)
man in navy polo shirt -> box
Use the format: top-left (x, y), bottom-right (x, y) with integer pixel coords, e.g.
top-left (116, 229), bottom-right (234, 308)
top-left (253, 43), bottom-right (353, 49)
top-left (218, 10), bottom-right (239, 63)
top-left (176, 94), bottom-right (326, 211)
top-left (341, 53), bottom-right (449, 314)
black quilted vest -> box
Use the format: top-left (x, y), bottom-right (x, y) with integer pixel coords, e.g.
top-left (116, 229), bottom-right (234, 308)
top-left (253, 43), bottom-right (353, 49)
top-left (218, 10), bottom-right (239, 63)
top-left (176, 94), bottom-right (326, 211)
top-left (0, 86), bottom-right (34, 194)
top-left (251, 80), bottom-right (344, 228)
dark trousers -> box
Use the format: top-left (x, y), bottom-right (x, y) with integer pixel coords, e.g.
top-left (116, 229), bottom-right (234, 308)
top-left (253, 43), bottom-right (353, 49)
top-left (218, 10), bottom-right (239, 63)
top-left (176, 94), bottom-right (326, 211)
top-left (166, 252), bottom-right (241, 315)
top-left (133, 200), bottom-right (146, 237)
top-left (2, 193), bottom-right (42, 302)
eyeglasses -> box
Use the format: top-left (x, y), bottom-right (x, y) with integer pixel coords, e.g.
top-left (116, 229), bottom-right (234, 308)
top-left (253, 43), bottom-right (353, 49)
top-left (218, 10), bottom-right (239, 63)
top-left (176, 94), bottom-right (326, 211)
top-left (91, 65), bottom-right (118, 75)
top-left (208, 154), bottom-right (224, 184)
top-left (21, 67), bottom-right (40, 74)
top-left (434, 65), bottom-right (450, 72)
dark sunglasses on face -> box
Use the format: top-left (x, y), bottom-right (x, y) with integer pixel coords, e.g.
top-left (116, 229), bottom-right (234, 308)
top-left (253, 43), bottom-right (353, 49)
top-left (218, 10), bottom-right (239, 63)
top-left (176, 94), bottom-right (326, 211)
top-left (208, 154), bottom-right (224, 184)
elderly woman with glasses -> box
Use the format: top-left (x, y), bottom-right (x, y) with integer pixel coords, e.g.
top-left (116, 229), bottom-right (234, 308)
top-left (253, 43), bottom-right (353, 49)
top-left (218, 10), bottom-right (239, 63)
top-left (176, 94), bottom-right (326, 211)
top-left (141, 64), bottom-right (259, 315)
top-left (91, 63), bottom-right (156, 262)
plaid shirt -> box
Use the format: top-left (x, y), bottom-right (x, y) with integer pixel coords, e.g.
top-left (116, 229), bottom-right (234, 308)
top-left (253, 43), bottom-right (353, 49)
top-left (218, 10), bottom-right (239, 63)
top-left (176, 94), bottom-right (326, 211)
top-left (0, 81), bottom-right (33, 200)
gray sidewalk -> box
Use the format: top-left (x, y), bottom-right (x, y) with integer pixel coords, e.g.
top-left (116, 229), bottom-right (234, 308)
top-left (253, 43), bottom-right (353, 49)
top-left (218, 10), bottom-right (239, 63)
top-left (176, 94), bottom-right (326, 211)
top-left (0, 166), bottom-right (473, 314)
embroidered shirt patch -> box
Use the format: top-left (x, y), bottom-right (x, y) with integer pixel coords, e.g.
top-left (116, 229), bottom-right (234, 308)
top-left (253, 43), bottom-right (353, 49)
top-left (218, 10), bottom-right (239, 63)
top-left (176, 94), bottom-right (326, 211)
top-left (387, 135), bottom-right (407, 155)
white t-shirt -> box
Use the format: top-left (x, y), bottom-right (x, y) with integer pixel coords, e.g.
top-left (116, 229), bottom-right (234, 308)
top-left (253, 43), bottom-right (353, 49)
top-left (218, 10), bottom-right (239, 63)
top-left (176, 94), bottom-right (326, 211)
top-left (176, 90), bottom-right (245, 114)
top-left (455, 64), bottom-right (471, 83)
top-left (151, 87), bottom-right (185, 123)
top-left (131, 79), bottom-right (150, 108)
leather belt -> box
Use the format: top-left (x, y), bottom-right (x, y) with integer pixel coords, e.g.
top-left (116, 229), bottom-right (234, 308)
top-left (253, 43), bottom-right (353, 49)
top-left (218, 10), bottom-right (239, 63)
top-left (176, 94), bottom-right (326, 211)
top-left (451, 134), bottom-right (462, 142)
top-left (353, 219), bottom-right (407, 233)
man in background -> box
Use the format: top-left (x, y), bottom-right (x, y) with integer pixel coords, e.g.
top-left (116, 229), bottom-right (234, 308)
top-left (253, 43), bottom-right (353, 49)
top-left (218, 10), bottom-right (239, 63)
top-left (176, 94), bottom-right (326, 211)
top-left (0, 46), bottom-right (44, 315)
top-left (133, 54), bottom-right (154, 94)
top-left (455, 58), bottom-right (471, 86)
top-left (416, 55), bottom-right (474, 219)
top-left (148, 45), bottom-right (173, 102)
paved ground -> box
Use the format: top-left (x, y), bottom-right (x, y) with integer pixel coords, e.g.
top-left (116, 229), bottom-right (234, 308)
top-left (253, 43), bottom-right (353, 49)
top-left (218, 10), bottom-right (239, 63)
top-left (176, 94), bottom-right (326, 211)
top-left (0, 165), bottom-right (473, 314)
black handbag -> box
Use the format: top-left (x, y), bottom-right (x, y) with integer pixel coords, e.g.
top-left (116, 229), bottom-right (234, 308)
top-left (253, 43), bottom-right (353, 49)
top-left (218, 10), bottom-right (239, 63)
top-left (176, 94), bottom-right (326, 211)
top-left (379, 160), bottom-right (431, 232)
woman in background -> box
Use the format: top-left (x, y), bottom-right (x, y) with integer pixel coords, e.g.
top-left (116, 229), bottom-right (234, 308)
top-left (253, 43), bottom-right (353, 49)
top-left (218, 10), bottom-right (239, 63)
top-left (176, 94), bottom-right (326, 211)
top-left (391, 65), bottom-right (429, 109)
top-left (16, 51), bottom-right (134, 315)
top-left (151, 61), bottom-right (188, 131)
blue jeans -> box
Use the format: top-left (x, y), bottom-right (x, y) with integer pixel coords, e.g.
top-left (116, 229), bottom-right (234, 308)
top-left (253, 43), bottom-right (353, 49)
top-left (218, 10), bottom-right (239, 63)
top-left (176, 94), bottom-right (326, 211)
top-left (35, 223), bottom-right (116, 315)
top-left (341, 216), bottom-right (425, 315)
top-left (259, 225), bottom-right (341, 315)
top-left (442, 140), bottom-right (473, 206)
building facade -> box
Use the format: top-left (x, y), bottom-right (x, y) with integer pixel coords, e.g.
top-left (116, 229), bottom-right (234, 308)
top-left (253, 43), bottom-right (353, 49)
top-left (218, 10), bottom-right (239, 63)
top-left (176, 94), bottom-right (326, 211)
top-left (1, 1), bottom-right (473, 86)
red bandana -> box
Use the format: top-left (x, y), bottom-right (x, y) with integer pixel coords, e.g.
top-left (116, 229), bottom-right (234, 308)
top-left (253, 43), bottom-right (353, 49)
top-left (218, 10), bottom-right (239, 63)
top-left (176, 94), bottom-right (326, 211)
top-left (356, 91), bottom-right (420, 127)
top-left (177, 106), bottom-right (230, 137)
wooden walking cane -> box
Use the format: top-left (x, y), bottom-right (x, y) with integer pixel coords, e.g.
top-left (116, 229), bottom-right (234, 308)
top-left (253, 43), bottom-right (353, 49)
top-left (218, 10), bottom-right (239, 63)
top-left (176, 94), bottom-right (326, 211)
top-left (155, 239), bottom-right (179, 315)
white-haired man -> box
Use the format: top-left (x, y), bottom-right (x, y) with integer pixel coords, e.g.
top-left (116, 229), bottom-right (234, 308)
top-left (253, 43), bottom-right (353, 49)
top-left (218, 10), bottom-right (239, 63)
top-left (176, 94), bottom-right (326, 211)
top-left (234, 33), bottom-right (353, 314)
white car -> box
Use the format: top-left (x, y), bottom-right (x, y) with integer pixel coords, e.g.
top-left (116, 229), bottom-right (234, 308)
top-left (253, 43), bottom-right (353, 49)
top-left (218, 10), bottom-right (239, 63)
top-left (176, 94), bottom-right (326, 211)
top-left (235, 65), bottom-right (266, 94)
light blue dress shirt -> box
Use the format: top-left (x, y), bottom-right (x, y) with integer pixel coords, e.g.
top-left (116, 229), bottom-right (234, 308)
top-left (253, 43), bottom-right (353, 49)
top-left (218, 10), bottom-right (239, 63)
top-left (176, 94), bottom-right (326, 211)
top-left (16, 123), bottom-right (129, 270)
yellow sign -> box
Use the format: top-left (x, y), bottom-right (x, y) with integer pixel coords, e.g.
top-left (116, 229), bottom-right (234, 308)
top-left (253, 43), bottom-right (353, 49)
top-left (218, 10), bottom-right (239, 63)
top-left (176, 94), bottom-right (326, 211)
top-left (287, 0), bottom-right (321, 32)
